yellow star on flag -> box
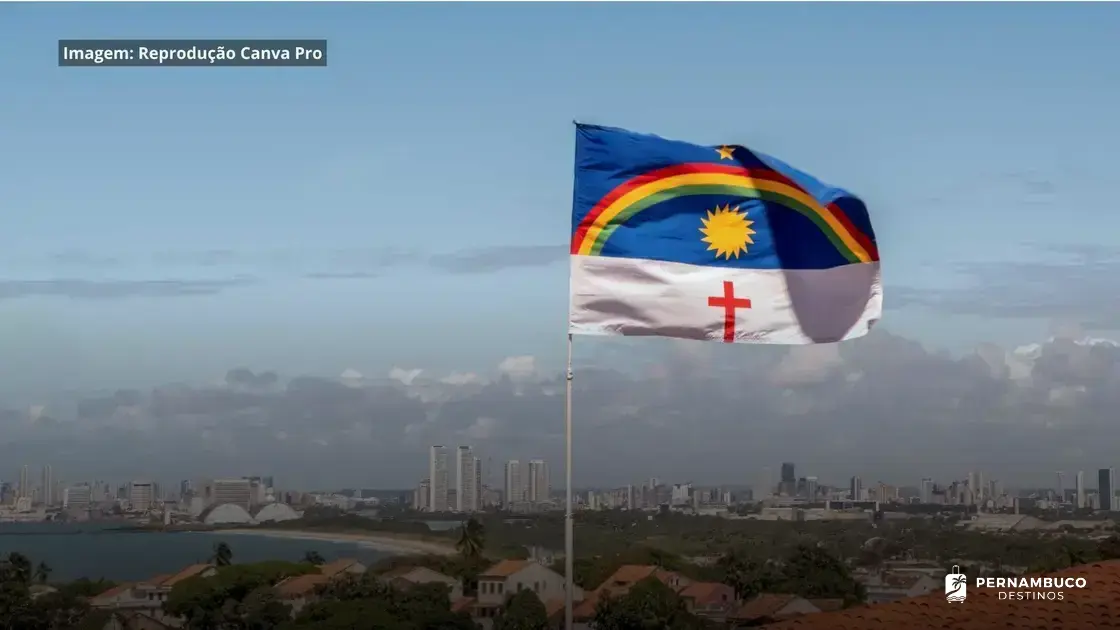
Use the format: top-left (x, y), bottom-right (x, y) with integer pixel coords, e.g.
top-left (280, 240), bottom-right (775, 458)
top-left (716, 145), bottom-right (735, 160)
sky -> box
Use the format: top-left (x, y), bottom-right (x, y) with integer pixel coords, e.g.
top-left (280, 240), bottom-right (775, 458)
top-left (2, 3), bottom-right (1120, 488)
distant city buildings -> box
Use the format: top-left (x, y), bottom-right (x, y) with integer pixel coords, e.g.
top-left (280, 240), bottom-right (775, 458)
top-left (428, 446), bottom-right (449, 512)
top-left (1099, 468), bottom-right (1116, 512)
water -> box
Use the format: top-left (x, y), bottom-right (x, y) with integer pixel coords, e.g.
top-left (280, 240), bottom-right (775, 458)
top-left (0, 523), bottom-right (392, 582)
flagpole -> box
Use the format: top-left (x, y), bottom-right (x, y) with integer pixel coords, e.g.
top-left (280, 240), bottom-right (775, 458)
top-left (564, 332), bottom-right (575, 630)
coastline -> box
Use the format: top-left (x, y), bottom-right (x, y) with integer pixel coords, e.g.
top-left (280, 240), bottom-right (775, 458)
top-left (202, 528), bottom-right (457, 556)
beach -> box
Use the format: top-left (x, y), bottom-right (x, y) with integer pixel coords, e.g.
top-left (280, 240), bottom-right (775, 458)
top-left (209, 528), bottom-right (458, 556)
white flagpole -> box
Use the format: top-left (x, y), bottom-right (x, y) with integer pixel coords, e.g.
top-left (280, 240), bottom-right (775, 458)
top-left (564, 332), bottom-right (575, 630)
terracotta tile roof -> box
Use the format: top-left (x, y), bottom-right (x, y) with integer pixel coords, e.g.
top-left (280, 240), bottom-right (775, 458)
top-left (573, 564), bottom-right (690, 620)
top-left (544, 598), bottom-right (566, 619)
top-left (451, 596), bottom-right (475, 613)
top-left (275, 574), bottom-right (329, 599)
top-left (92, 583), bottom-right (134, 601)
top-left (808, 598), bottom-right (844, 612)
top-left (733, 594), bottom-right (802, 621)
top-left (606, 564), bottom-right (659, 586)
top-left (573, 590), bottom-right (606, 620)
top-left (764, 560), bottom-right (1120, 629)
top-left (679, 581), bottom-right (735, 606)
top-left (160, 564), bottom-right (213, 587)
top-left (481, 559), bottom-right (532, 578)
top-left (318, 558), bottom-right (362, 578)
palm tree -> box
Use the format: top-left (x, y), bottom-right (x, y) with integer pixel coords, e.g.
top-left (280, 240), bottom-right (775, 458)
top-left (303, 550), bottom-right (325, 564)
top-left (6, 552), bottom-right (32, 584)
top-left (211, 541), bottom-right (233, 567)
top-left (34, 561), bottom-right (51, 584)
top-left (456, 517), bottom-right (485, 559)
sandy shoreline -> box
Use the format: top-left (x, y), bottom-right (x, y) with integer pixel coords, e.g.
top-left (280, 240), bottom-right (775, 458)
top-left (204, 528), bottom-right (457, 556)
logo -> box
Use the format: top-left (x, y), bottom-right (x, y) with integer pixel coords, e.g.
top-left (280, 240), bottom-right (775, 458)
top-left (945, 565), bottom-right (967, 603)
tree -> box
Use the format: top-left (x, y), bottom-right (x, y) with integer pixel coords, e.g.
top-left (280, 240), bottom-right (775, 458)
top-left (716, 552), bottom-right (778, 600)
top-left (34, 562), bottom-right (51, 585)
top-left (494, 589), bottom-right (548, 630)
top-left (1098, 535), bottom-right (1120, 560)
top-left (593, 577), bottom-right (708, 630)
top-left (456, 517), bottom-right (486, 559)
top-left (212, 542), bottom-right (234, 567)
top-left (302, 551), bottom-right (326, 565)
top-left (164, 562), bottom-right (310, 629)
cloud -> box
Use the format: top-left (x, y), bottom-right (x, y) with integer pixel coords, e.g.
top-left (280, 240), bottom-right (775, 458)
top-left (389, 367), bottom-right (423, 385)
top-left (428, 245), bottom-right (566, 274)
top-left (10, 329), bottom-right (1120, 490)
top-left (498, 355), bottom-right (537, 381)
top-left (891, 244), bottom-right (1120, 328)
top-left (0, 277), bottom-right (256, 301)
top-left (440, 372), bottom-right (485, 386)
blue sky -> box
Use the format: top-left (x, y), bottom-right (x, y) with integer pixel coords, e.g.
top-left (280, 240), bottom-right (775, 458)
top-left (2, 2), bottom-right (1118, 394)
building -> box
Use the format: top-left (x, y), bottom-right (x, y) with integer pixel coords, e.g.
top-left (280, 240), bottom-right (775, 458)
top-left (456, 446), bottom-right (479, 513)
top-left (1100, 468), bottom-right (1116, 512)
top-left (128, 481), bottom-right (154, 512)
top-left (1076, 471), bottom-right (1086, 509)
top-left (505, 460), bottom-right (524, 507)
top-left (378, 566), bottom-right (463, 601)
top-left (18, 465), bottom-right (29, 499)
top-left (40, 465), bottom-right (53, 507)
top-left (274, 559), bottom-right (366, 614)
top-left (90, 563), bottom-right (216, 624)
top-left (475, 559), bottom-right (581, 619)
top-left (919, 478), bottom-right (933, 504)
top-left (781, 462), bottom-right (795, 483)
top-left (849, 476), bottom-right (862, 501)
top-left (528, 459), bottom-right (550, 503)
top-left (429, 445), bottom-right (449, 512)
top-left (805, 477), bottom-right (819, 501)
top-left (64, 484), bottom-right (92, 510)
top-left (211, 478), bottom-right (252, 510)
top-left (414, 479), bottom-right (430, 511)
top-left (764, 560), bottom-right (1120, 630)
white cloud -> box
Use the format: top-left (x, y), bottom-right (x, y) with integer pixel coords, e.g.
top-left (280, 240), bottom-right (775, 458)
top-left (440, 372), bottom-right (485, 386)
top-left (388, 367), bottom-right (423, 385)
top-left (498, 355), bottom-right (537, 381)
top-left (340, 368), bottom-right (363, 380)
top-left (462, 416), bottom-right (499, 440)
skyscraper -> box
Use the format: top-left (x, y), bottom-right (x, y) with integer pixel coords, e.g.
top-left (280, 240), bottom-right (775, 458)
top-left (504, 460), bottom-right (523, 507)
top-left (849, 476), bottom-right (862, 501)
top-left (41, 465), bottom-right (53, 506)
top-left (456, 446), bottom-right (479, 513)
top-left (429, 446), bottom-right (449, 512)
top-left (920, 478), bottom-right (934, 504)
top-left (1099, 468), bottom-right (1116, 512)
top-left (781, 462), bottom-right (795, 483)
top-left (1076, 471), bottom-right (1086, 509)
top-left (18, 465), bottom-right (29, 499)
top-left (528, 459), bottom-right (550, 503)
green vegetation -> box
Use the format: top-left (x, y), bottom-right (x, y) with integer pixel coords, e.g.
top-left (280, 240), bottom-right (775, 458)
top-left (0, 552), bottom-right (105, 630)
top-left (593, 577), bottom-right (709, 630)
top-left (493, 589), bottom-right (548, 630)
top-left (284, 576), bottom-right (475, 630)
top-left (164, 561), bottom-right (317, 629)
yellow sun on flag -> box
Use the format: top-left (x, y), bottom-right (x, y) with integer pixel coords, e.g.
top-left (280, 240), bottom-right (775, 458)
top-left (699, 204), bottom-right (756, 259)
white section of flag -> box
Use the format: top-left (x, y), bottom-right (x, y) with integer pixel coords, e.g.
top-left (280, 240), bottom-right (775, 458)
top-left (569, 255), bottom-right (882, 345)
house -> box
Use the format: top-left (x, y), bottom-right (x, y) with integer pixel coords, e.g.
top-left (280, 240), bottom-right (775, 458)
top-left (678, 581), bottom-right (737, 622)
top-left (761, 560), bottom-right (1120, 629)
top-left (728, 594), bottom-right (824, 626)
top-left (91, 564), bottom-right (216, 625)
top-left (274, 558), bottom-right (366, 614)
top-left (572, 565), bottom-right (691, 625)
top-left (378, 566), bottom-right (463, 601)
top-left (859, 572), bottom-right (940, 603)
top-left (101, 611), bottom-right (176, 630)
top-left (474, 559), bottom-right (583, 620)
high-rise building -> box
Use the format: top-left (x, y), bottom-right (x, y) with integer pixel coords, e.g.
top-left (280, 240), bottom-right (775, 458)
top-left (414, 479), bottom-right (430, 511)
top-left (64, 484), bottom-right (92, 510)
top-left (40, 465), bottom-right (53, 507)
top-left (781, 462), bottom-right (795, 483)
top-left (1076, 471), bottom-right (1086, 509)
top-left (920, 478), bottom-right (934, 504)
top-left (849, 476), bottom-right (862, 501)
top-left (528, 459), bottom-right (550, 503)
top-left (211, 478), bottom-right (252, 509)
top-left (504, 460), bottom-right (523, 507)
top-left (456, 446), bottom-right (479, 513)
top-left (805, 476), bottom-right (819, 501)
top-left (128, 481), bottom-right (154, 512)
top-left (429, 446), bottom-right (449, 512)
top-left (1099, 468), bottom-right (1116, 512)
top-left (18, 465), bottom-right (29, 499)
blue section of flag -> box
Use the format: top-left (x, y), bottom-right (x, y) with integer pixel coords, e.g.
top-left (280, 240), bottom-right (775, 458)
top-left (572, 124), bottom-right (875, 270)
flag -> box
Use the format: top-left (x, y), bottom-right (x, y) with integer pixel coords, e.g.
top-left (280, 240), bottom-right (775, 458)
top-left (569, 124), bottom-right (882, 345)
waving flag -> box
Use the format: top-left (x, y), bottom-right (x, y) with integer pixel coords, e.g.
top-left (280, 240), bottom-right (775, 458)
top-left (569, 124), bottom-right (882, 345)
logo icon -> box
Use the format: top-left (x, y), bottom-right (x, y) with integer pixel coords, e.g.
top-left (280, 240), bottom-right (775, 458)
top-left (945, 565), bottom-right (967, 603)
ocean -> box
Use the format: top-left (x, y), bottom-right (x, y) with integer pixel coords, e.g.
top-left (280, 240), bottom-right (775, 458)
top-left (0, 522), bottom-right (392, 582)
